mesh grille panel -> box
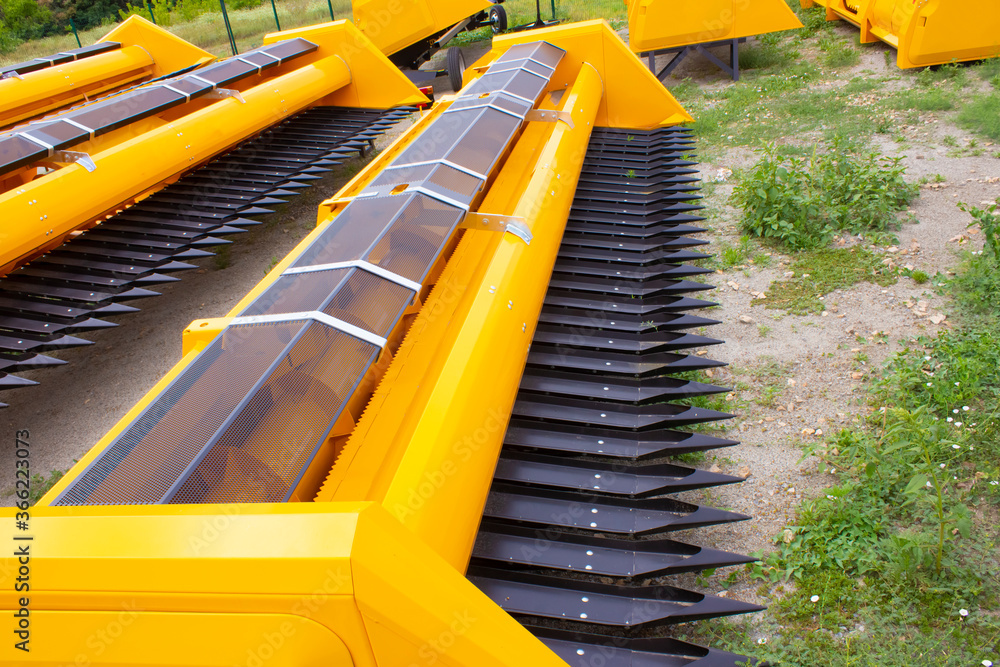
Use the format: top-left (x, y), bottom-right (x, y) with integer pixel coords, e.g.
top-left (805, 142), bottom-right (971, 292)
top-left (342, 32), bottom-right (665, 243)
top-left (320, 270), bottom-right (414, 338)
top-left (54, 321), bottom-right (306, 505)
top-left (394, 111), bottom-right (480, 167)
top-left (241, 269), bottom-right (352, 317)
top-left (427, 164), bottom-right (483, 201)
top-left (168, 322), bottom-right (377, 504)
top-left (494, 41), bottom-right (564, 68)
top-left (445, 109), bottom-right (520, 177)
top-left (361, 195), bottom-right (464, 283)
top-left (291, 196), bottom-right (403, 268)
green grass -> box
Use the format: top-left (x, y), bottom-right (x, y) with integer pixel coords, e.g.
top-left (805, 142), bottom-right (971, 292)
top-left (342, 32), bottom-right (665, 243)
top-left (24, 470), bottom-right (65, 505)
top-left (0, 0), bottom-right (351, 62)
top-left (682, 217), bottom-right (1000, 666)
top-left (820, 39), bottom-right (860, 69)
top-left (958, 93), bottom-right (1000, 142)
top-left (739, 39), bottom-right (796, 71)
top-left (764, 247), bottom-right (898, 315)
top-left (890, 86), bottom-right (955, 112)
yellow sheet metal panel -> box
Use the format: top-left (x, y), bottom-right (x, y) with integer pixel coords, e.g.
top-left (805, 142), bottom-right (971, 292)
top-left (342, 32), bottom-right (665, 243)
top-left (1, 504), bottom-right (361, 594)
top-left (481, 20), bottom-right (692, 128)
top-left (896, 0), bottom-right (1000, 68)
top-left (352, 0), bottom-right (491, 56)
top-left (352, 503), bottom-right (570, 667)
top-left (99, 15), bottom-right (215, 77)
top-left (629, 0), bottom-right (735, 49)
top-left (627, 0), bottom-right (802, 53)
top-left (0, 612), bottom-right (356, 666)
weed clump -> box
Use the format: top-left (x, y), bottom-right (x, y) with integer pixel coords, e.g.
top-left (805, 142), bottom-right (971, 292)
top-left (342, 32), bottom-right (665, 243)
top-left (733, 140), bottom-right (917, 250)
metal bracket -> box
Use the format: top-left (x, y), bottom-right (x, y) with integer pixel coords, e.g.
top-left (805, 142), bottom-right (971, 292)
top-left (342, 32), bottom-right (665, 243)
top-left (203, 88), bottom-right (246, 104)
top-left (461, 213), bottom-right (532, 245)
top-left (525, 109), bottom-right (574, 129)
top-left (435, 17), bottom-right (473, 48)
top-left (0, 70), bottom-right (23, 81)
top-left (54, 151), bottom-right (96, 172)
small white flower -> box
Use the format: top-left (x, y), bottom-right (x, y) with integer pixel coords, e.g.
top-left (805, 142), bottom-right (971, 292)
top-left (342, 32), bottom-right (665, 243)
top-left (940, 463), bottom-right (946, 469)
top-left (926, 382), bottom-right (933, 387)
top-left (956, 422), bottom-right (962, 427)
top-left (991, 481), bottom-right (999, 486)
top-left (960, 608), bottom-right (969, 617)
top-left (955, 382), bottom-right (961, 386)
top-left (953, 409), bottom-right (960, 414)
top-left (757, 637), bottom-right (767, 645)
top-left (982, 660), bottom-right (992, 667)
top-left (924, 356), bottom-right (931, 361)
top-left (952, 444), bottom-right (961, 450)
top-left (947, 417), bottom-right (954, 422)
top-left (811, 595), bottom-right (820, 602)
top-left (963, 406), bottom-right (970, 411)
top-left (926, 481), bottom-right (933, 488)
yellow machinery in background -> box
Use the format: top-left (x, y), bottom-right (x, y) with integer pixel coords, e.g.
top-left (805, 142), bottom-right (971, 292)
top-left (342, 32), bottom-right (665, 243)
top-left (626, 0), bottom-right (803, 80)
top-left (353, 0), bottom-right (507, 90)
top-left (1, 20), bottom-right (761, 667)
top-left (0, 16), bottom-right (215, 129)
top-left (801, 0), bottom-right (1000, 68)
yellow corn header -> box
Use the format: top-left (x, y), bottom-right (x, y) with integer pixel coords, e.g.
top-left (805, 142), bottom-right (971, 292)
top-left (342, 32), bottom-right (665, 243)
top-left (0, 16), bottom-right (215, 130)
top-left (625, 0), bottom-right (802, 80)
top-left (0, 21), bottom-right (422, 276)
top-left (1, 20), bottom-right (762, 667)
top-left (802, 0), bottom-right (1000, 68)
top-left (627, 0), bottom-right (803, 54)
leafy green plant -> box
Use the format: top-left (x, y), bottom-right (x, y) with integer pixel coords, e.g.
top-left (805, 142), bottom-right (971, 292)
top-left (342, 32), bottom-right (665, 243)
top-left (733, 140), bottom-right (917, 249)
top-left (959, 199), bottom-right (1000, 263)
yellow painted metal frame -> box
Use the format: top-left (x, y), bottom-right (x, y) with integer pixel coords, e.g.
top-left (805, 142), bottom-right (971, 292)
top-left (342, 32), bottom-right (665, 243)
top-left (1, 22), bottom-right (691, 667)
top-left (351, 0), bottom-right (492, 57)
top-left (473, 20), bottom-right (693, 128)
top-left (0, 20), bottom-right (426, 278)
top-left (0, 16), bottom-right (215, 129)
top-left (802, 0), bottom-right (1000, 68)
top-left (626, 0), bottom-right (802, 53)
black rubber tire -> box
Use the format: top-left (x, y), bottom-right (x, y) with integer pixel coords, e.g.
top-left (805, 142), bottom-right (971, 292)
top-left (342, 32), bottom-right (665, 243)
top-left (447, 46), bottom-right (466, 93)
top-left (489, 5), bottom-right (508, 34)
